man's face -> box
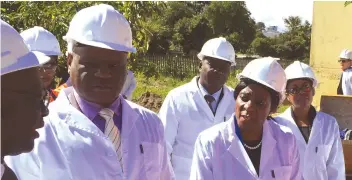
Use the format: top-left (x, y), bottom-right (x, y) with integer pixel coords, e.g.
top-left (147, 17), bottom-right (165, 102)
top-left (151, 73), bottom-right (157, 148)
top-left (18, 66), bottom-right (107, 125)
top-left (68, 45), bottom-right (128, 106)
top-left (286, 79), bottom-right (314, 109)
top-left (1, 68), bottom-right (48, 156)
top-left (199, 57), bottom-right (231, 90)
top-left (339, 58), bottom-right (352, 71)
top-left (38, 56), bottom-right (58, 89)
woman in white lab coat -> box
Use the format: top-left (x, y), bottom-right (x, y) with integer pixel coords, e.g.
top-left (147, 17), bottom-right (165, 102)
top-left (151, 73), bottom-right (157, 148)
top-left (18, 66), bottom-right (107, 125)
top-left (276, 61), bottom-right (345, 180)
top-left (190, 57), bottom-right (301, 180)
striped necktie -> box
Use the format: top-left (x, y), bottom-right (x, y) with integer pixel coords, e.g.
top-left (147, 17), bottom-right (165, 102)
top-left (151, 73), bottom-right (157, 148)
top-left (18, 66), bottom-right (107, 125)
top-left (99, 108), bottom-right (123, 171)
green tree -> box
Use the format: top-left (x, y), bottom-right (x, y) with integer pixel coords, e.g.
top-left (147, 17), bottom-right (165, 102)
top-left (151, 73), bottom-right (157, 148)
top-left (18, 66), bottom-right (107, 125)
top-left (283, 16), bottom-right (302, 32)
top-left (256, 22), bottom-right (266, 32)
top-left (203, 1), bottom-right (256, 52)
top-left (1, 1), bottom-right (163, 81)
top-left (147, 2), bottom-right (212, 55)
top-left (277, 17), bottom-right (311, 60)
top-left (251, 16), bottom-right (311, 60)
top-left (147, 1), bottom-right (256, 55)
top-left (250, 37), bottom-right (277, 57)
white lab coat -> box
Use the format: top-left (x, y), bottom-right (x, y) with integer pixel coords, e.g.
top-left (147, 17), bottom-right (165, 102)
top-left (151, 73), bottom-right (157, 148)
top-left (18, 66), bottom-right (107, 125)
top-left (159, 77), bottom-right (235, 180)
top-left (121, 70), bottom-right (137, 100)
top-left (190, 116), bottom-right (301, 180)
top-left (342, 68), bottom-right (352, 95)
top-left (276, 108), bottom-right (345, 180)
top-left (5, 88), bottom-right (174, 180)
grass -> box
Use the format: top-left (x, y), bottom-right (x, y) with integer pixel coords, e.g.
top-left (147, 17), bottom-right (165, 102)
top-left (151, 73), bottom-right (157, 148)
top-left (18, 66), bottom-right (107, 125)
top-left (132, 72), bottom-right (192, 101)
top-left (132, 70), bottom-right (240, 100)
top-left (132, 70), bottom-right (290, 114)
top-left (276, 104), bottom-right (290, 115)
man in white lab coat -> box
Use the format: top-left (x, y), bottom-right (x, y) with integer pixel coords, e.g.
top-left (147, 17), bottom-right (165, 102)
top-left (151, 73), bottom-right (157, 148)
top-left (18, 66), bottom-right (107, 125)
top-left (5, 4), bottom-right (174, 180)
top-left (337, 49), bottom-right (352, 95)
top-left (276, 61), bottom-right (345, 180)
top-left (121, 70), bottom-right (137, 100)
top-left (1, 20), bottom-right (50, 180)
top-left (159, 37), bottom-right (236, 180)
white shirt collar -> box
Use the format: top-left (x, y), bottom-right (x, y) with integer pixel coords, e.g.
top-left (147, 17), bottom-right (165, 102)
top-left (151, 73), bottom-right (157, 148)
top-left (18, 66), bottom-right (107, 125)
top-left (197, 79), bottom-right (222, 103)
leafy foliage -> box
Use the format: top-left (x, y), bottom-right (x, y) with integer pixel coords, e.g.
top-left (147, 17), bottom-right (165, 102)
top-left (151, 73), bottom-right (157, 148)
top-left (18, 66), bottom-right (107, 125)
top-left (250, 16), bottom-right (311, 61)
top-left (1, 2), bottom-right (312, 79)
top-left (1, 1), bottom-right (164, 81)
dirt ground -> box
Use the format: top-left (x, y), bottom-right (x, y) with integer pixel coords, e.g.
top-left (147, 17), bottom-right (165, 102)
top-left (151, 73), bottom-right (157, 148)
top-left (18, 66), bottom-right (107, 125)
top-left (135, 92), bottom-right (163, 113)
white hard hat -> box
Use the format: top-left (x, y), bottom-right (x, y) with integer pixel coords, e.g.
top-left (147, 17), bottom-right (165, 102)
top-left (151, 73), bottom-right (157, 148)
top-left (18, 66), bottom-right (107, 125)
top-left (1, 20), bottom-right (50, 76)
top-left (339, 49), bottom-right (352, 60)
top-left (20, 26), bottom-right (62, 56)
top-left (63, 4), bottom-right (136, 53)
top-left (197, 37), bottom-right (236, 66)
top-left (237, 57), bottom-right (287, 102)
top-left (285, 61), bottom-right (318, 88)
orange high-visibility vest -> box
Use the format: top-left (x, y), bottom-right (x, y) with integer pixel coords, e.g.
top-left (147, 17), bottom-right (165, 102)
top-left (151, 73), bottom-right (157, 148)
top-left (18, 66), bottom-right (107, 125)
top-left (49, 83), bottom-right (68, 102)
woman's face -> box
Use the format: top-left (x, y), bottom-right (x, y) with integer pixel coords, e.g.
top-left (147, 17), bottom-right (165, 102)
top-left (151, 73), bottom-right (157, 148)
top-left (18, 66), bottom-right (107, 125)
top-left (286, 79), bottom-right (314, 109)
top-left (235, 84), bottom-right (272, 128)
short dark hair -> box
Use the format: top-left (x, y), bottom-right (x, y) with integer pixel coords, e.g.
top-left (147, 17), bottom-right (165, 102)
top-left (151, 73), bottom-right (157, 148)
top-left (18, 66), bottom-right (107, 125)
top-left (234, 78), bottom-right (280, 113)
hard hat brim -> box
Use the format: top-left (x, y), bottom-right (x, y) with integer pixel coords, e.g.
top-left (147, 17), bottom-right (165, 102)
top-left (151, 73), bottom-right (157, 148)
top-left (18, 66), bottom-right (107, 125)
top-left (287, 77), bottom-right (318, 88)
top-left (1, 51), bottom-right (50, 76)
top-left (64, 36), bottom-right (136, 53)
top-left (197, 53), bottom-right (236, 66)
top-left (236, 74), bottom-right (286, 103)
top-left (33, 50), bottom-right (62, 57)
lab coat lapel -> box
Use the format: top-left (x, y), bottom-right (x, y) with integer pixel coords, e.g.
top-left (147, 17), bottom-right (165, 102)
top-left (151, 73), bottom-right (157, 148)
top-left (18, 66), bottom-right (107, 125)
top-left (119, 98), bottom-right (139, 176)
top-left (227, 118), bottom-right (258, 178)
top-left (259, 120), bottom-right (277, 175)
top-left (214, 87), bottom-right (232, 121)
top-left (190, 77), bottom-right (215, 120)
top-left (308, 114), bottom-right (323, 145)
top-left (283, 108), bottom-right (307, 147)
top-left (120, 98), bottom-right (139, 140)
top-left (54, 89), bottom-right (106, 138)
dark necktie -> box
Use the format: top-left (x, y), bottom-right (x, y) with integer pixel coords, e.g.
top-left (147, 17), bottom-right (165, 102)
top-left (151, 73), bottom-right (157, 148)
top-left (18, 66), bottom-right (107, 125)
top-left (204, 95), bottom-right (215, 114)
top-left (2, 163), bottom-right (18, 180)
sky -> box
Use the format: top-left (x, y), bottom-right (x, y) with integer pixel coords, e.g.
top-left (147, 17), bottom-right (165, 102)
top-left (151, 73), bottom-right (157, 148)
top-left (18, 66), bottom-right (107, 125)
top-left (245, 0), bottom-right (313, 32)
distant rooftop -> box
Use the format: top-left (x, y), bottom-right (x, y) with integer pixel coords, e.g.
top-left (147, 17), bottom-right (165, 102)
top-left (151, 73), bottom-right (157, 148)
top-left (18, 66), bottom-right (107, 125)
top-left (263, 26), bottom-right (281, 38)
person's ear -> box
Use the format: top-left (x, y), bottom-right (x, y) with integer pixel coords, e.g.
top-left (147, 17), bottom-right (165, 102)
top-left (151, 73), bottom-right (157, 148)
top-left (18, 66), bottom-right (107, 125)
top-left (67, 52), bottom-right (73, 74)
top-left (199, 61), bottom-right (203, 72)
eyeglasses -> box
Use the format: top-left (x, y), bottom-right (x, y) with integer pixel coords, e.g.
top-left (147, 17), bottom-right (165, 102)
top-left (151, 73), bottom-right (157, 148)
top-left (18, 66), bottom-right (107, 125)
top-left (286, 84), bottom-right (312, 95)
top-left (39, 63), bottom-right (58, 73)
top-left (203, 60), bottom-right (230, 73)
top-left (338, 59), bottom-right (351, 63)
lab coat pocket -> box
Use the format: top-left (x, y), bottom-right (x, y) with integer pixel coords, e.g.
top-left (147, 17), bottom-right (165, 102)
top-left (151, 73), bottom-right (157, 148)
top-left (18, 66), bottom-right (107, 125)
top-left (263, 166), bottom-right (292, 180)
top-left (142, 142), bottom-right (163, 180)
top-left (314, 145), bottom-right (331, 170)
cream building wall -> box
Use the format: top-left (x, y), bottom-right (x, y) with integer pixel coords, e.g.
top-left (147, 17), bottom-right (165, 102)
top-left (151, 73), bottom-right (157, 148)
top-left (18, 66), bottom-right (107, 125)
top-left (310, 1), bottom-right (352, 108)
